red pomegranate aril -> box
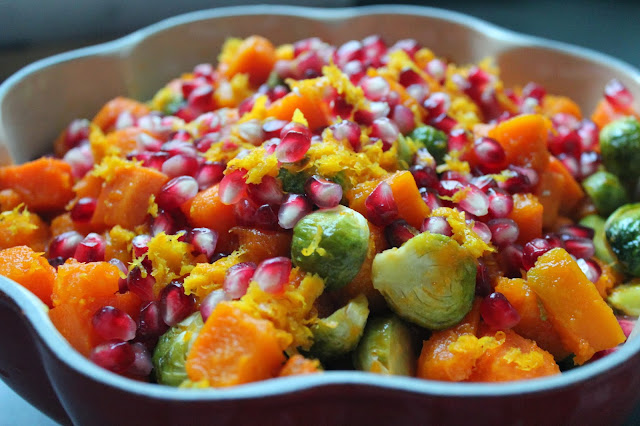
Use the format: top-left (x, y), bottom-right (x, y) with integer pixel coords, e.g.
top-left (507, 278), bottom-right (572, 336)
top-left (278, 194), bottom-right (313, 229)
top-left (558, 224), bottom-right (595, 240)
top-left (371, 117), bottom-right (400, 146)
top-left (448, 128), bottom-right (469, 153)
top-left (276, 128), bottom-right (311, 163)
top-left (604, 78), bottom-right (634, 109)
top-left (49, 231), bottom-right (83, 260)
top-left (474, 137), bottom-right (506, 172)
top-left (199, 289), bottom-right (228, 323)
top-left (577, 120), bottom-right (599, 151)
top-left (161, 154), bottom-right (199, 179)
top-left (293, 37), bottom-right (323, 57)
top-left (63, 118), bottom-right (91, 150)
top-left (391, 39), bottom-right (420, 58)
top-left (430, 114), bottom-right (457, 133)
top-left (563, 237), bottom-right (595, 259)
top-left (579, 150), bottom-right (601, 179)
top-left (391, 104), bottom-right (416, 135)
top-left (156, 176), bottom-right (199, 211)
top-left (219, 169), bottom-right (248, 205)
top-left (63, 143), bottom-right (94, 178)
top-left (262, 119), bottom-right (288, 139)
top-left (330, 120), bottom-right (361, 151)
top-left (544, 232), bottom-right (565, 249)
top-left (437, 179), bottom-right (464, 197)
top-left (128, 267), bottom-right (156, 301)
top-left (385, 220), bottom-right (418, 248)
top-left (131, 234), bottom-right (152, 259)
top-left (127, 342), bottom-right (153, 377)
top-left (577, 258), bottom-right (602, 283)
top-left (295, 50), bottom-right (324, 79)
top-left (510, 165), bottom-right (539, 188)
top-left (187, 84), bottom-right (215, 112)
top-left (330, 94), bottom-right (355, 119)
top-left (481, 292), bottom-right (521, 329)
top-left (254, 204), bottom-right (279, 229)
top-left (457, 185), bottom-right (490, 217)
top-left (423, 92), bottom-right (450, 118)
top-left (141, 152), bottom-right (168, 171)
top-left (253, 257), bottom-right (292, 294)
top-left (487, 188), bottom-right (514, 218)
top-left (233, 198), bottom-right (258, 226)
top-left (90, 340), bottom-right (135, 373)
top-left (618, 318), bottom-right (636, 338)
top-left (470, 220), bottom-right (492, 244)
top-left (92, 306), bottom-right (137, 341)
top-left (406, 83), bottom-right (430, 104)
top-left (421, 188), bottom-right (443, 210)
top-left (475, 261), bottom-right (492, 297)
top-left (522, 238), bottom-right (555, 270)
top-left (410, 165), bottom-right (438, 189)
top-left (194, 63), bottom-right (215, 81)
top-left (333, 40), bottom-right (364, 67)
top-left (195, 161), bottom-right (225, 190)
top-left (471, 175), bottom-right (498, 193)
top-left (548, 130), bottom-right (581, 157)
top-left (137, 301), bottom-right (168, 338)
top-left (420, 216), bottom-right (453, 237)
top-left (365, 181), bottom-right (399, 226)
top-left (342, 60), bottom-right (366, 85)
top-left (69, 197), bottom-right (97, 223)
top-left (500, 244), bottom-right (524, 278)
top-left (185, 227), bottom-right (218, 260)
top-left (487, 218), bottom-right (519, 247)
top-left (557, 153), bottom-right (580, 180)
top-left (398, 67), bottom-right (424, 87)
top-left (362, 34), bottom-right (387, 67)
top-left (361, 76), bottom-right (390, 101)
top-left (425, 58), bottom-right (447, 82)
top-left (160, 282), bottom-right (195, 327)
top-left (305, 175), bottom-right (343, 208)
top-left (247, 175), bottom-right (284, 206)
top-left (74, 233), bottom-right (105, 263)
top-left (108, 258), bottom-right (129, 294)
top-left (223, 262), bottom-right (257, 299)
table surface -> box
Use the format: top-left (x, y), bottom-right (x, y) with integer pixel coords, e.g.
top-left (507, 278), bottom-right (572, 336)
top-left (1, 1), bottom-right (640, 424)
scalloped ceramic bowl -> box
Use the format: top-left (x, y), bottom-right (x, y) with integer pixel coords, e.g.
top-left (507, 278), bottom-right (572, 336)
top-left (1, 5), bottom-right (640, 426)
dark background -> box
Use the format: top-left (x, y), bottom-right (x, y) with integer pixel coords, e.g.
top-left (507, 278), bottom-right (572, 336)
top-left (0, 1), bottom-right (639, 425)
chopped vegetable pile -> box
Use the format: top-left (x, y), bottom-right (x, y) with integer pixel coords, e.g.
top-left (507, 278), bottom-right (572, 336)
top-left (1, 34), bottom-right (640, 386)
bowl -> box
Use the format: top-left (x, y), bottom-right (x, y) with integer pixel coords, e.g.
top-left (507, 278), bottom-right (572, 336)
top-left (1, 5), bottom-right (640, 426)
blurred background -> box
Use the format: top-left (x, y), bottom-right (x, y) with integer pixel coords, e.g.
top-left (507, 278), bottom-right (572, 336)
top-left (0, 0), bottom-right (639, 425)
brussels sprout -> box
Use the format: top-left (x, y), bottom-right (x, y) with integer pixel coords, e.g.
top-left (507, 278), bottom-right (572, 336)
top-left (605, 203), bottom-right (640, 277)
top-left (291, 205), bottom-right (369, 291)
top-left (409, 125), bottom-right (448, 164)
top-left (353, 314), bottom-right (416, 376)
top-left (608, 281), bottom-right (640, 316)
top-left (152, 312), bottom-right (203, 386)
top-left (372, 231), bottom-right (476, 330)
top-left (396, 134), bottom-right (415, 169)
top-left (579, 214), bottom-right (619, 267)
top-left (599, 116), bottom-right (640, 182)
top-left (278, 168), bottom-right (309, 194)
top-left (309, 294), bottom-right (370, 360)
top-left (582, 171), bottom-right (629, 216)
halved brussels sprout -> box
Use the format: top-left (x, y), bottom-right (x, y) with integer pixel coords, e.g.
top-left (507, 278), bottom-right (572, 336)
top-left (353, 314), bottom-right (416, 376)
top-left (152, 312), bottom-right (203, 386)
top-left (605, 203), bottom-right (640, 277)
top-left (608, 281), bottom-right (640, 316)
top-left (309, 294), bottom-right (370, 360)
top-left (599, 116), bottom-right (640, 183)
top-left (372, 231), bottom-right (476, 330)
top-left (409, 125), bottom-right (448, 164)
top-left (579, 214), bottom-right (619, 267)
top-left (291, 205), bottom-right (370, 291)
top-left (582, 171), bottom-right (629, 217)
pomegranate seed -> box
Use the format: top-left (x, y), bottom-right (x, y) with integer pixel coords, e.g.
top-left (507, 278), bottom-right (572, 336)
top-left (49, 231), bottom-right (83, 259)
top-left (237, 120), bottom-right (265, 145)
top-left (263, 120), bottom-right (288, 139)
top-left (385, 220), bottom-right (418, 248)
top-left (305, 175), bottom-right (343, 208)
top-left (470, 175), bottom-right (498, 193)
top-left (219, 169), bottom-right (247, 205)
top-left (253, 204), bottom-right (278, 230)
top-left (557, 153), bottom-right (580, 180)
top-left (74, 233), bottom-right (105, 263)
top-left (161, 140), bottom-right (197, 158)
top-left (425, 58), bottom-right (446, 81)
top-left (420, 216), bottom-right (453, 237)
top-left (187, 84), bottom-right (214, 112)
top-left (423, 92), bottom-right (450, 118)
top-left (558, 224), bottom-right (595, 240)
top-left (544, 233), bottom-right (565, 249)
top-left (247, 175), bottom-right (284, 206)
top-left (140, 152), bottom-right (168, 171)
top-left (448, 128), bottom-right (468, 152)
top-left (293, 37), bottom-right (324, 57)
top-left (276, 127), bottom-right (311, 163)
top-left (548, 130), bottom-right (581, 158)
top-left (278, 194), bottom-right (313, 229)
top-left (63, 118), bottom-right (90, 150)
top-left (361, 76), bottom-right (390, 101)
top-left (127, 342), bottom-right (153, 377)
top-left (223, 262), bottom-right (257, 299)
top-left (487, 218), bottom-right (519, 247)
top-left (194, 63), bottom-right (215, 81)
top-left (481, 292), bottom-right (521, 329)
top-left (437, 180), bottom-right (464, 197)
top-left (329, 94), bottom-right (354, 119)
top-left (342, 60), bottom-right (366, 85)
top-left (90, 340), bottom-right (135, 373)
top-left (604, 79), bottom-right (634, 109)
top-left (109, 258), bottom-right (129, 293)
top-left (253, 257), bottom-right (292, 294)
top-left (410, 165), bottom-right (438, 189)
top-left (440, 171), bottom-right (469, 185)
top-left (63, 143), bottom-right (94, 178)
top-left (398, 68), bottom-right (424, 87)
top-left (475, 261), bottom-right (492, 296)
top-left (563, 237), bottom-right (595, 259)
top-left (457, 185), bottom-right (490, 217)
top-left (362, 35), bottom-right (387, 67)
top-left (522, 238), bottom-right (555, 270)
top-left (131, 234), bottom-right (152, 259)
top-left (619, 318), bottom-right (636, 338)
top-left (156, 176), bottom-right (199, 211)
top-left (391, 104), bottom-right (416, 135)
top-left (487, 188), bottom-right (514, 218)
top-left (185, 228), bottom-right (218, 260)
top-left (115, 111), bottom-right (135, 130)
top-left (127, 267), bottom-right (156, 301)
top-left (474, 137), bottom-right (506, 172)
top-left (522, 82), bottom-right (546, 103)
top-left (195, 161), bottom-right (224, 190)
top-left (578, 120), bottom-right (599, 151)
top-left (137, 301), bottom-right (168, 339)
top-left (577, 258), bottom-right (602, 283)
top-left (391, 39), bottom-right (420, 58)
top-left (92, 306), bottom-right (137, 341)
top-left (200, 289), bottom-right (228, 323)
top-left (421, 188), bottom-right (442, 210)
top-left (330, 120), bottom-right (362, 151)
top-left (500, 244), bottom-right (524, 277)
top-left (430, 114), bottom-right (458, 133)
top-left (470, 221), bottom-right (492, 244)
top-left (160, 281), bottom-right (195, 327)
top-left (333, 40), bottom-right (364, 67)
top-left (579, 150), bottom-right (601, 179)
top-left (365, 181), bottom-right (399, 226)
top-left (161, 154), bottom-right (199, 179)
top-left (406, 84), bottom-right (430, 104)
top-left (295, 50), bottom-right (324, 79)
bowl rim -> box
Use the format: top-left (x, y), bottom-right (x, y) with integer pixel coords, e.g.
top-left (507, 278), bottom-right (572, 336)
top-left (1, 3), bottom-right (640, 402)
